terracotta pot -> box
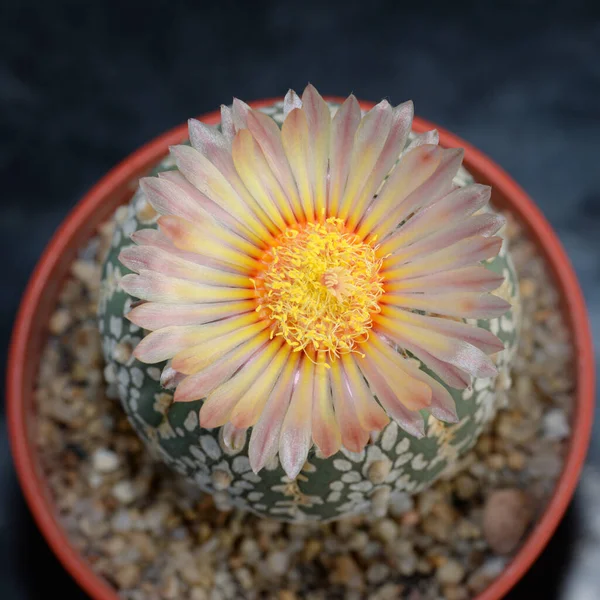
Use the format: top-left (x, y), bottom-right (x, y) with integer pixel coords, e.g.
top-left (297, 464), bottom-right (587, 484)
top-left (7, 97), bottom-right (595, 600)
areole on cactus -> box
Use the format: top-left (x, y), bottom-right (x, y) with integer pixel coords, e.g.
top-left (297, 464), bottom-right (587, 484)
top-left (99, 85), bottom-right (519, 521)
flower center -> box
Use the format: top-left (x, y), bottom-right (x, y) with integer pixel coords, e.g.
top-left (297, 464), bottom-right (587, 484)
top-left (254, 218), bottom-right (384, 359)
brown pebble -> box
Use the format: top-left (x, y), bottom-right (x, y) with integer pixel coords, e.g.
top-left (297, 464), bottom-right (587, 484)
top-left (507, 451), bottom-right (526, 471)
top-left (278, 591), bottom-right (297, 600)
top-left (483, 489), bottom-right (532, 554)
top-left (49, 309), bottom-right (72, 335)
top-left (367, 459), bottom-right (392, 484)
top-left (114, 564), bottom-right (141, 589)
top-left (454, 474), bottom-right (479, 500)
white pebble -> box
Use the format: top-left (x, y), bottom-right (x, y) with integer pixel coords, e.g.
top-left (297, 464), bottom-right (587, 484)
top-left (92, 448), bottom-right (120, 473)
top-left (112, 481), bottom-right (136, 504)
top-left (543, 408), bottom-right (570, 441)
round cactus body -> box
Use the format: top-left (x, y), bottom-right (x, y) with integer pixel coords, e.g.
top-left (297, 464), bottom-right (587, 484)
top-left (99, 98), bottom-right (519, 522)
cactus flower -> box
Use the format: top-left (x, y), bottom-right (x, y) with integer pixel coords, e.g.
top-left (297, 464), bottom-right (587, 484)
top-left (119, 85), bottom-right (509, 480)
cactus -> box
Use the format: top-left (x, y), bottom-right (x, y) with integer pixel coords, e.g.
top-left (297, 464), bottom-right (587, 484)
top-left (99, 88), bottom-right (519, 522)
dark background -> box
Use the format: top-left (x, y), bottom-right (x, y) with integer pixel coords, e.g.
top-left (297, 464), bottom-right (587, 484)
top-left (1, 0), bottom-right (599, 597)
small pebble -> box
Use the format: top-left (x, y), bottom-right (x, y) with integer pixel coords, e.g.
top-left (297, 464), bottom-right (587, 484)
top-left (543, 409), bottom-right (571, 441)
top-left (266, 551), bottom-right (289, 576)
top-left (48, 309), bottom-right (72, 335)
top-left (92, 448), bottom-right (120, 473)
top-left (483, 489), bottom-right (532, 554)
top-left (436, 559), bottom-right (465, 585)
top-left (112, 481), bottom-right (136, 504)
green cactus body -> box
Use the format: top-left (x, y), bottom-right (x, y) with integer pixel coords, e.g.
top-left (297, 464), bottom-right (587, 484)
top-left (98, 101), bottom-right (519, 522)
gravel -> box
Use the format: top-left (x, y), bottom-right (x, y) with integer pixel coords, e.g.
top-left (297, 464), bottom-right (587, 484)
top-left (33, 212), bottom-right (574, 599)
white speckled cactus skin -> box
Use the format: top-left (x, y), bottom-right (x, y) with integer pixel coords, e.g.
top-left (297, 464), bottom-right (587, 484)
top-left (98, 101), bottom-right (520, 522)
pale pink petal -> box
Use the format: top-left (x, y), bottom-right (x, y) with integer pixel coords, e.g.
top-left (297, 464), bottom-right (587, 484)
top-left (369, 333), bottom-right (458, 422)
top-left (379, 309), bottom-right (503, 355)
top-left (158, 215), bottom-right (261, 270)
top-left (232, 128), bottom-right (293, 229)
top-left (337, 100), bottom-right (393, 221)
top-left (330, 361), bottom-right (371, 453)
top-left (200, 340), bottom-right (282, 428)
top-left (248, 353), bottom-right (300, 473)
top-left (246, 109), bottom-right (303, 219)
top-left (119, 245), bottom-right (251, 287)
top-left (340, 353), bottom-right (390, 432)
top-left (279, 356), bottom-right (314, 479)
top-left (160, 363), bottom-right (186, 391)
top-left (174, 331), bottom-right (270, 401)
top-left (157, 170), bottom-right (248, 235)
top-left (346, 101), bottom-right (413, 229)
top-left (302, 84), bottom-right (331, 220)
top-left (368, 148), bottom-right (464, 240)
top-left (283, 89), bottom-right (302, 118)
top-left (362, 342), bottom-right (432, 411)
top-left (220, 105), bottom-right (235, 143)
top-left (120, 270), bottom-right (255, 304)
top-left (126, 300), bottom-right (254, 331)
top-left (170, 144), bottom-right (273, 239)
top-left (385, 290), bottom-right (510, 319)
top-left (389, 213), bottom-right (506, 264)
top-left (385, 266), bottom-right (504, 294)
top-left (311, 354), bottom-right (341, 457)
top-left (375, 310), bottom-right (498, 379)
top-left (327, 94), bottom-right (361, 217)
top-left (356, 144), bottom-right (443, 238)
top-left (384, 235), bottom-right (503, 278)
top-left (188, 118), bottom-right (230, 156)
top-left (281, 108), bottom-right (314, 222)
top-left (356, 353), bottom-right (425, 438)
top-left (221, 423), bottom-right (248, 453)
top-left (130, 227), bottom-right (236, 272)
top-left (403, 129), bottom-right (439, 153)
top-left (229, 341), bottom-right (291, 429)
top-left (379, 184), bottom-right (492, 255)
top-left (231, 98), bottom-right (250, 131)
top-left (132, 313), bottom-right (259, 364)
top-left (171, 321), bottom-right (269, 375)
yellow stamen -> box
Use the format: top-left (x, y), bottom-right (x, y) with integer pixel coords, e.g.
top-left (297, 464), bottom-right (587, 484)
top-left (254, 218), bottom-right (384, 359)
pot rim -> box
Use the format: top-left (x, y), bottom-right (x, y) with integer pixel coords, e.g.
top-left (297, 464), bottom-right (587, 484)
top-left (7, 96), bottom-right (595, 600)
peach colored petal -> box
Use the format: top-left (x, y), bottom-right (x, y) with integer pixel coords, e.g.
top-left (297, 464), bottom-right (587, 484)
top-left (311, 353), bottom-right (341, 457)
top-left (346, 101), bottom-right (413, 229)
top-left (171, 320), bottom-right (269, 375)
top-left (340, 353), bottom-right (390, 432)
top-left (200, 339), bottom-right (283, 428)
top-left (229, 340), bottom-right (291, 429)
top-left (120, 271), bottom-right (255, 305)
top-left (384, 266), bottom-right (504, 294)
top-left (362, 342), bottom-right (432, 411)
top-left (158, 215), bottom-right (260, 271)
top-left (248, 352), bottom-right (300, 473)
top-left (356, 353), bottom-right (425, 438)
top-left (378, 184), bottom-right (492, 255)
top-left (337, 100), bottom-right (393, 221)
top-left (327, 94), bottom-right (361, 217)
top-left (232, 128), bottom-right (293, 229)
top-left (369, 333), bottom-right (458, 423)
top-left (281, 107), bottom-right (313, 222)
top-left (330, 360), bottom-right (371, 453)
top-left (375, 310), bottom-right (498, 379)
top-left (127, 300), bottom-right (254, 331)
top-left (119, 246), bottom-right (251, 287)
top-left (279, 356), bottom-right (314, 479)
top-left (246, 108), bottom-right (303, 220)
top-left (302, 84), bottom-right (331, 220)
top-left (173, 330), bottom-right (270, 401)
top-left (356, 144), bottom-right (442, 239)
